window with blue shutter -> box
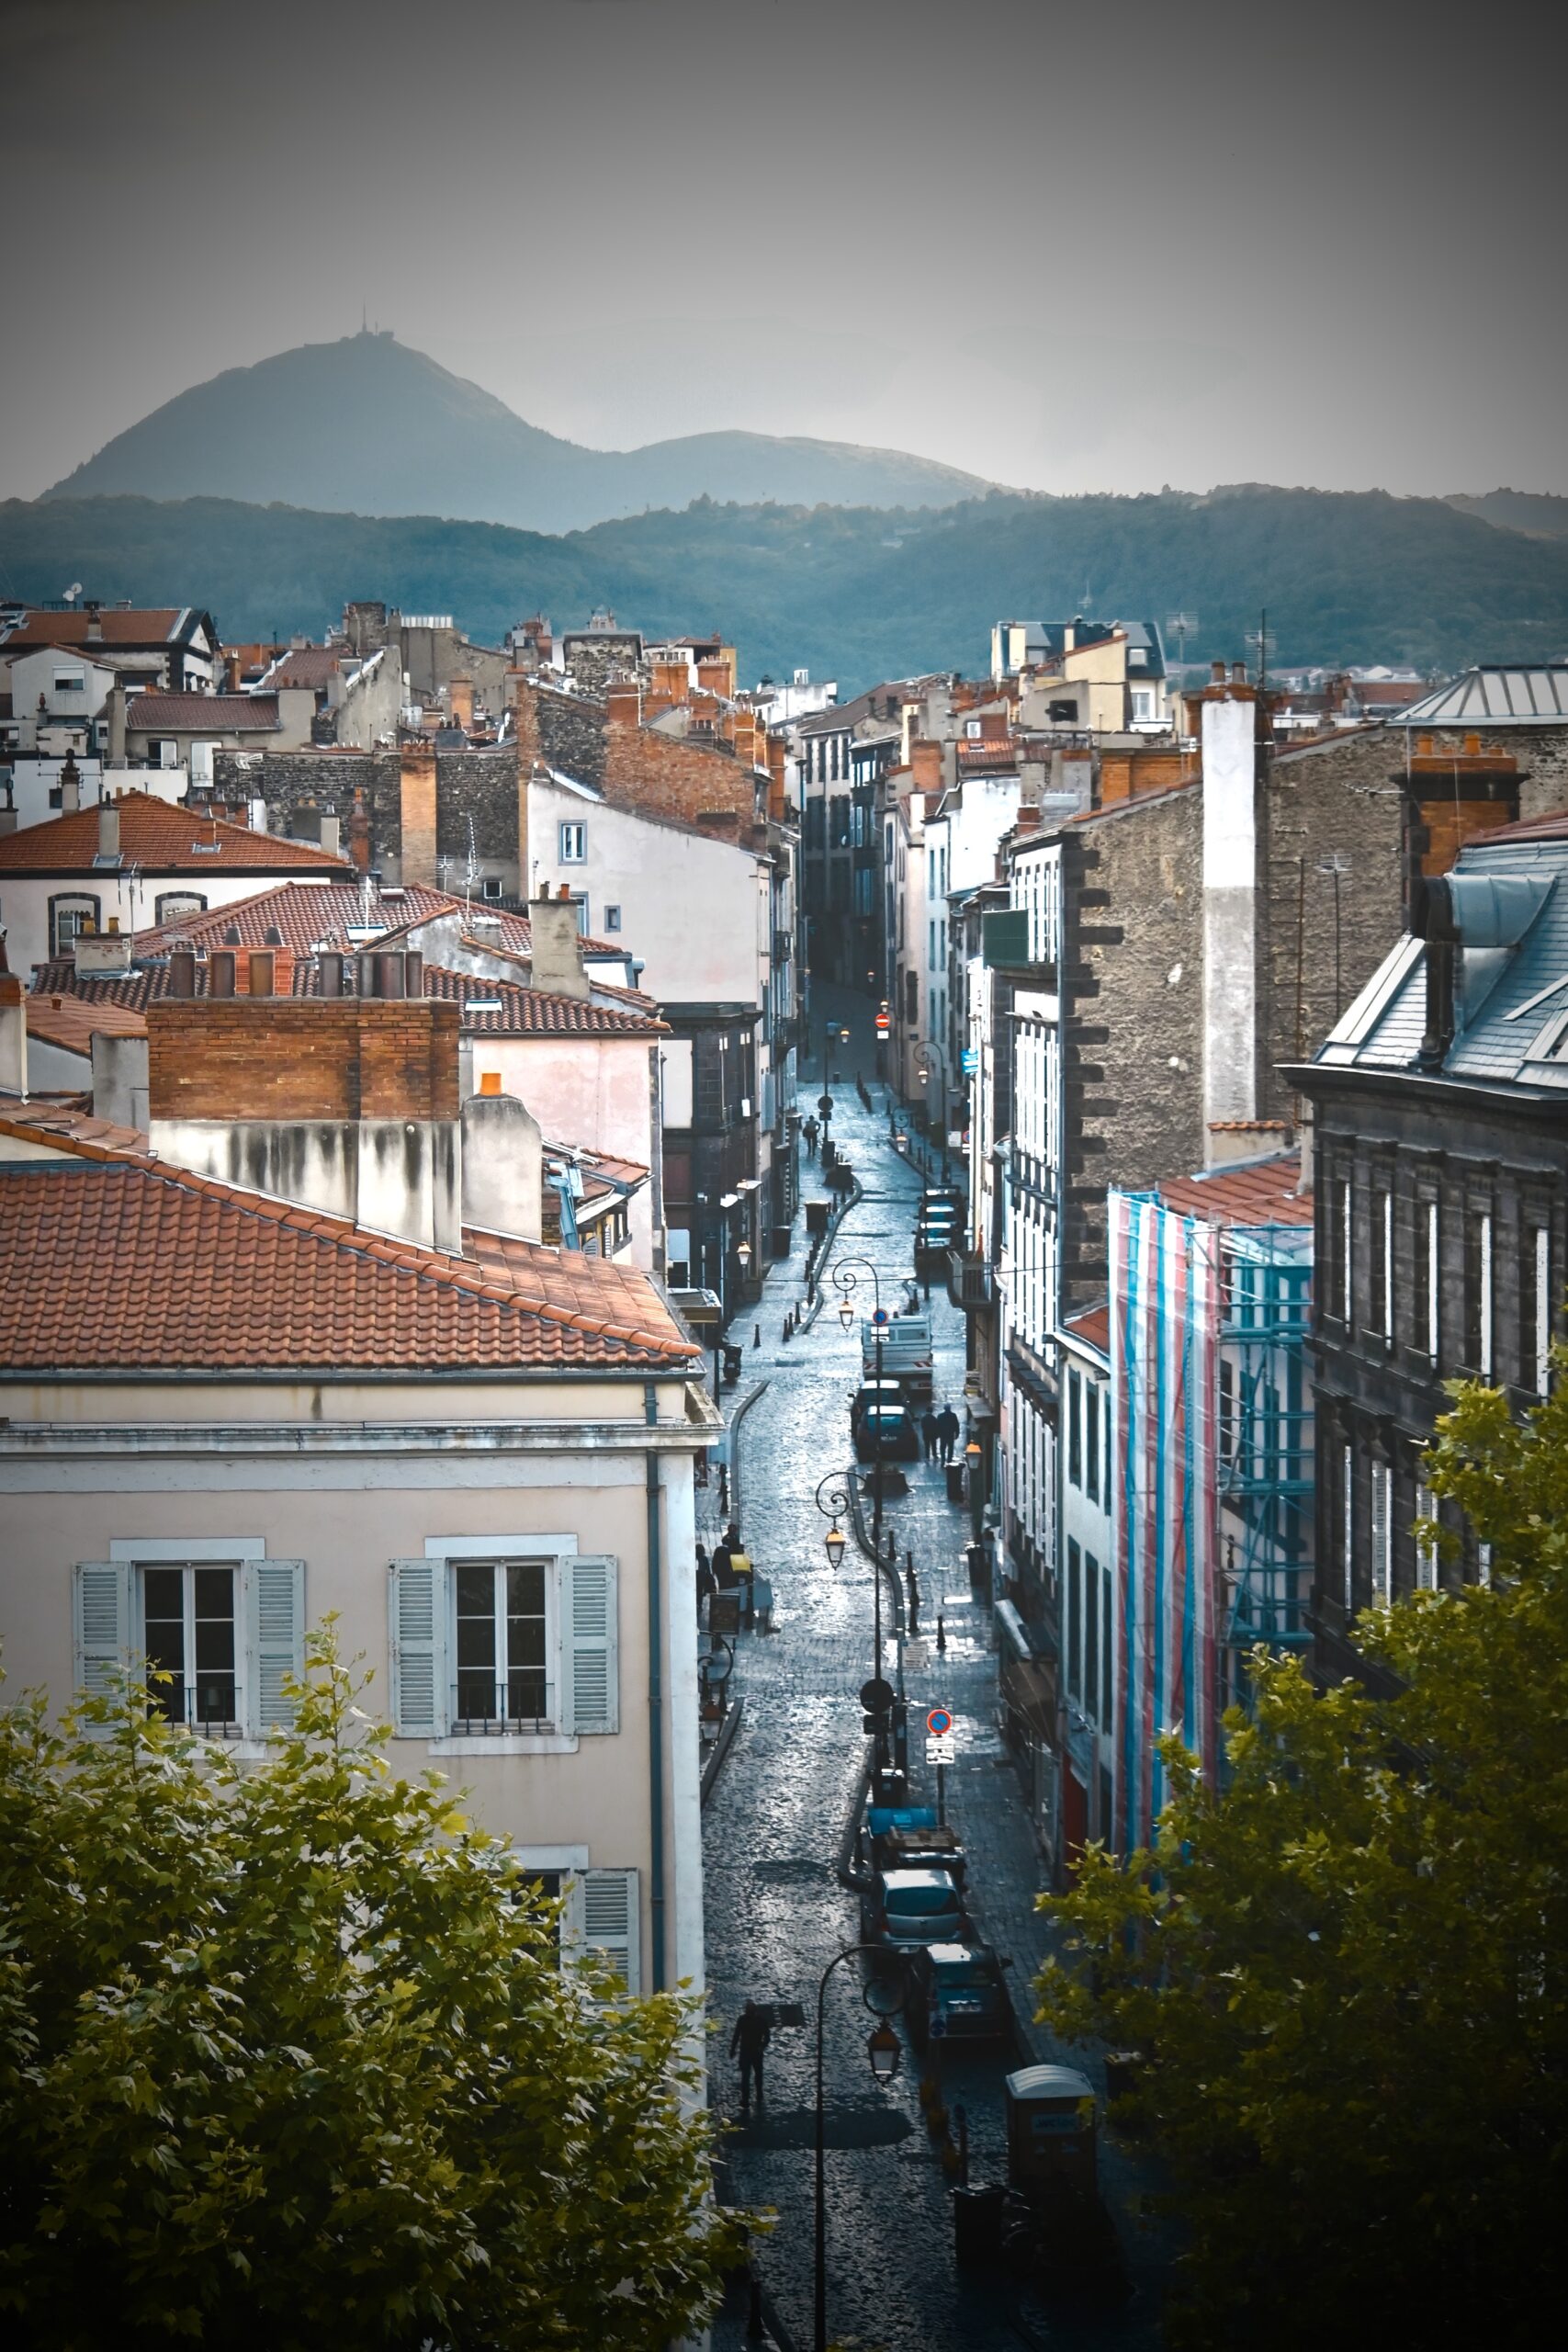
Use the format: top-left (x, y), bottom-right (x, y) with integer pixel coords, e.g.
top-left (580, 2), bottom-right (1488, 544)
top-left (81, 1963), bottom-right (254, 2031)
top-left (562, 1555), bottom-right (618, 1736)
top-left (245, 1560), bottom-right (305, 1734)
top-left (389, 1558), bottom-right (447, 1736)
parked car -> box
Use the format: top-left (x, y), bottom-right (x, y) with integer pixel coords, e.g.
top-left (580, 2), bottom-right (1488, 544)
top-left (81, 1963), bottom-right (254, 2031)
top-left (866, 1809), bottom-right (968, 1893)
top-left (860, 1309), bottom-right (934, 1396)
top-left (859, 1865), bottom-right (966, 1951)
top-left (907, 1940), bottom-right (1010, 2047)
top-left (851, 1382), bottom-right (921, 1462)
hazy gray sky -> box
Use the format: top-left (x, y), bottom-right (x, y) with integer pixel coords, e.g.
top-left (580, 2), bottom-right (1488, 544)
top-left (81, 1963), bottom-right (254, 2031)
top-left (4, 0), bottom-right (1562, 503)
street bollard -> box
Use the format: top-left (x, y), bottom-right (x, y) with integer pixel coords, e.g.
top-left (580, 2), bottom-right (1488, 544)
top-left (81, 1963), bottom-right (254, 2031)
top-left (754, 1324), bottom-right (761, 1351)
top-left (936, 1613), bottom-right (946, 1652)
top-left (954, 2103), bottom-right (970, 2189)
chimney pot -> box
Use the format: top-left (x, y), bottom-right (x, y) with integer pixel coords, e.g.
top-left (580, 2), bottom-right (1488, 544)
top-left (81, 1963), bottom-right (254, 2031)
top-left (479, 1070), bottom-right (502, 1096)
top-left (1231, 661), bottom-right (1247, 685)
top-left (404, 949), bottom-right (423, 997)
top-left (209, 950), bottom-right (237, 999)
top-left (167, 946), bottom-right (197, 999)
top-left (1463, 731), bottom-right (1481, 756)
top-left (1210, 660), bottom-right (1226, 684)
top-left (247, 950), bottom-right (275, 998)
top-left (318, 951), bottom-right (344, 999)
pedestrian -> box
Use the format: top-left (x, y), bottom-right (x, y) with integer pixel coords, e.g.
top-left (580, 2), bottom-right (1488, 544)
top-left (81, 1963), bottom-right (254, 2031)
top-left (728, 1530), bottom-right (755, 1629)
top-left (730, 1999), bottom-right (772, 2115)
top-left (906, 1560), bottom-right (920, 1635)
top-left (803, 1114), bottom-right (819, 1159)
top-left (695, 1544), bottom-right (716, 1628)
top-left (712, 1530), bottom-right (737, 1589)
top-left (920, 1407), bottom-right (939, 1462)
top-left (937, 1403), bottom-right (960, 1464)
top-left (751, 1568), bottom-right (775, 1634)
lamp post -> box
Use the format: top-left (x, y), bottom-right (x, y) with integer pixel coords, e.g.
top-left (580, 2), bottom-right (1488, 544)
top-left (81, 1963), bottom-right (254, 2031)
top-left (813, 1944), bottom-right (903, 2352)
top-left (832, 1258), bottom-right (886, 1701)
top-left (915, 1039), bottom-right (950, 1186)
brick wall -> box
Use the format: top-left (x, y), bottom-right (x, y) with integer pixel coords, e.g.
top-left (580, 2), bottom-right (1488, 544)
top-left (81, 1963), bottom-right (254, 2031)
top-left (146, 998), bottom-right (460, 1123)
top-left (400, 749), bottom-right (438, 888)
top-left (513, 681), bottom-right (762, 841)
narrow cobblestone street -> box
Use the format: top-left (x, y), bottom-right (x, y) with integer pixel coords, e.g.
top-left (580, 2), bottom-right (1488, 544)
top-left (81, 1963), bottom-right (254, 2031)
top-left (701, 989), bottom-right (1167, 2352)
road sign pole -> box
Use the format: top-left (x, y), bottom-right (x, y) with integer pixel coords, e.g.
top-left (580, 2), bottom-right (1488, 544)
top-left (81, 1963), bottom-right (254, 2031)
top-left (937, 1760), bottom-right (945, 1828)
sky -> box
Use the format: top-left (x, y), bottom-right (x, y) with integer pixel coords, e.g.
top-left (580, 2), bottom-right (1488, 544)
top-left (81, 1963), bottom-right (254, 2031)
top-left (4, 0), bottom-right (1563, 504)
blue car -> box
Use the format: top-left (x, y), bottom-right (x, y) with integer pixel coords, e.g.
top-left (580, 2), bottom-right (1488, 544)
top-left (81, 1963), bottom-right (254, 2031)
top-left (906, 1940), bottom-right (1010, 2047)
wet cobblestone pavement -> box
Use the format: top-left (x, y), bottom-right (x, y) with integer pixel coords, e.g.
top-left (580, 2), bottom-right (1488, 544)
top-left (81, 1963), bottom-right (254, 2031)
top-left (702, 989), bottom-right (1169, 2352)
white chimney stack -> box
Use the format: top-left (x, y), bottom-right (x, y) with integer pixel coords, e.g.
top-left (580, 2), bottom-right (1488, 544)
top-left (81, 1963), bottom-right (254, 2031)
top-left (1201, 688), bottom-right (1258, 1153)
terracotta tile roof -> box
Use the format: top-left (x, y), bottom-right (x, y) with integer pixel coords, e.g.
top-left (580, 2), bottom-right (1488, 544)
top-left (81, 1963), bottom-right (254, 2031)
top-left (0, 1098), bottom-right (150, 1157)
top-left (26, 993), bottom-right (147, 1055)
top-left (126, 694), bottom-right (279, 732)
top-left (1156, 1153), bottom-right (1313, 1228)
top-left (420, 966), bottom-right (666, 1035)
top-left (1470, 805), bottom-right (1568, 845)
top-left (1062, 1304), bottom-right (1111, 1355)
top-left (0, 792), bottom-right (352, 876)
top-left (0, 1158), bottom-right (701, 1374)
top-left (591, 978), bottom-right (663, 1016)
top-left (0, 608), bottom-right (185, 650)
top-left (261, 648), bottom-right (341, 689)
top-left (546, 1144), bottom-right (649, 1191)
top-left (130, 879), bottom-right (457, 957)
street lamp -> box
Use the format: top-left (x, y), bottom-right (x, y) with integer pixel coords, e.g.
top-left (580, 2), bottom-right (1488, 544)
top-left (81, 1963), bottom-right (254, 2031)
top-left (832, 1259), bottom-right (887, 1713)
top-left (813, 1945), bottom-right (905, 2352)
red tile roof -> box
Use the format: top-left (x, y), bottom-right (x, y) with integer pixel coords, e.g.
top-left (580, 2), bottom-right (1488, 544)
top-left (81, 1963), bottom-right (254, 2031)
top-left (421, 966), bottom-right (666, 1035)
top-left (0, 609), bottom-right (186, 650)
top-left (0, 792), bottom-right (352, 876)
top-left (262, 648), bottom-right (341, 689)
top-left (1156, 1154), bottom-right (1313, 1228)
top-left (1062, 1304), bottom-right (1111, 1355)
top-left (0, 1157), bottom-right (701, 1374)
top-left (0, 1099), bottom-right (148, 1156)
top-left (130, 879), bottom-right (457, 957)
top-left (1470, 806), bottom-right (1568, 845)
top-left (26, 993), bottom-right (147, 1055)
top-left (126, 694), bottom-right (279, 732)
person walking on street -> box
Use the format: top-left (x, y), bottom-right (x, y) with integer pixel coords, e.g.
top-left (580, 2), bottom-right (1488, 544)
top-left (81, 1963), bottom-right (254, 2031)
top-left (803, 1114), bottom-right (819, 1159)
top-left (937, 1403), bottom-right (960, 1464)
top-left (920, 1407), bottom-right (939, 1462)
top-left (731, 2000), bottom-right (772, 2115)
top-left (695, 1544), bottom-right (716, 1629)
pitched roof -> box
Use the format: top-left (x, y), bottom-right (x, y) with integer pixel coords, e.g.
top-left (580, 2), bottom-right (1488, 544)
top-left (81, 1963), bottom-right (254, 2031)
top-left (0, 791), bottom-right (352, 876)
top-left (125, 693), bottom-right (279, 732)
top-left (1393, 665), bottom-right (1568, 727)
top-left (0, 1158), bottom-right (700, 1374)
top-left (0, 608), bottom-right (189, 650)
top-left (419, 966), bottom-right (666, 1035)
top-left (1156, 1154), bottom-right (1313, 1228)
top-left (26, 992), bottom-right (147, 1056)
top-left (1062, 1304), bottom-right (1111, 1356)
top-left (260, 648), bottom-right (341, 689)
top-left (0, 1099), bottom-right (148, 1156)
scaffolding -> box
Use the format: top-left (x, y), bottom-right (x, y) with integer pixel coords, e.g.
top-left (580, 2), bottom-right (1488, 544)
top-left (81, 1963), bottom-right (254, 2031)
top-left (1214, 1224), bottom-right (1314, 1708)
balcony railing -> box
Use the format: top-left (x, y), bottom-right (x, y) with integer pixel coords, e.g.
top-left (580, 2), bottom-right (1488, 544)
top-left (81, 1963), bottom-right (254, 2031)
top-left (948, 1250), bottom-right (996, 1311)
top-left (450, 1677), bottom-right (555, 1736)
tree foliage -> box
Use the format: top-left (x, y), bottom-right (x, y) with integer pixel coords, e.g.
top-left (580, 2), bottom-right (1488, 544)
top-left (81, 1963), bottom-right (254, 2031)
top-left (1037, 1366), bottom-right (1568, 2349)
top-left (0, 1629), bottom-right (741, 2350)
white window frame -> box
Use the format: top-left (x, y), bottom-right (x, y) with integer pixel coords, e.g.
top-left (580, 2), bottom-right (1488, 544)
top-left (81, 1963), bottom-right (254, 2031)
top-left (391, 1535), bottom-right (621, 1756)
top-left (1425, 1198), bottom-right (1439, 1363)
top-left (1379, 1188), bottom-right (1393, 1344)
top-left (1531, 1225), bottom-right (1551, 1396)
top-left (558, 820), bottom-right (587, 864)
top-left (76, 1541), bottom-right (301, 1748)
top-left (1415, 1478), bottom-right (1438, 1593)
top-left (1370, 1460), bottom-right (1392, 1603)
top-left (1479, 1211), bottom-right (1494, 1380)
top-left (450, 1557), bottom-right (558, 1734)
top-left (1340, 1179), bottom-right (1353, 1326)
top-left (1343, 1443), bottom-right (1355, 1611)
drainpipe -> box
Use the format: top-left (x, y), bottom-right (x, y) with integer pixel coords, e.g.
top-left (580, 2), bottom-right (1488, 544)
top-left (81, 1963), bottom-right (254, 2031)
top-left (645, 1382), bottom-right (667, 1992)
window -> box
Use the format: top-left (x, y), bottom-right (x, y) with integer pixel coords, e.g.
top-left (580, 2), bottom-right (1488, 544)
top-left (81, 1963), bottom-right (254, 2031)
top-left (1085, 1384), bottom-right (1100, 1503)
top-left (604, 904), bottom-right (622, 932)
top-left (142, 1564), bottom-right (239, 1732)
top-left (1131, 691), bottom-right (1154, 721)
top-left (1370, 1184), bottom-right (1392, 1344)
top-left (1415, 1478), bottom-right (1438, 1593)
top-left (1370, 1460), bottom-right (1392, 1603)
top-left (73, 1556), bottom-right (303, 1741)
top-left (558, 821), bottom-right (587, 864)
top-left (50, 892), bottom-right (101, 956)
top-left (1101, 1563), bottom-right (1112, 1727)
top-left (455, 1561), bottom-right (550, 1729)
top-left (1083, 1550), bottom-right (1100, 1720)
top-left (1462, 1208), bottom-right (1493, 1377)
top-left (389, 1554), bottom-right (617, 1741)
top-left (1219, 1358), bottom-right (1235, 1463)
top-left (1414, 1195), bottom-right (1439, 1363)
top-left (1340, 1179), bottom-right (1353, 1325)
top-left (155, 890), bottom-right (207, 923)
top-left (1521, 1220), bottom-right (1552, 1396)
top-left (53, 670), bottom-right (86, 695)
top-left (1342, 1443), bottom-right (1355, 1611)
top-left (1066, 1539), bottom-right (1082, 1700)
top-left (1067, 1371), bottom-right (1082, 1487)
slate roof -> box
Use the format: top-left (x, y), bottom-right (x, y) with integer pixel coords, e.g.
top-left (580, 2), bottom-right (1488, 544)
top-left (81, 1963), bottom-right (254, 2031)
top-left (1314, 820), bottom-right (1568, 1096)
top-left (1156, 1154), bottom-right (1313, 1228)
top-left (0, 1157), bottom-right (700, 1374)
top-left (1393, 665), bottom-right (1568, 726)
top-left (0, 793), bottom-right (351, 876)
top-left (125, 694), bottom-right (280, 733)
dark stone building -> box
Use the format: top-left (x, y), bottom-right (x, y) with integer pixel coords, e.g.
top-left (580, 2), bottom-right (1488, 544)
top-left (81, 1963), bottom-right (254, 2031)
top-left (1293, 805), bottom-right (1568, 1687)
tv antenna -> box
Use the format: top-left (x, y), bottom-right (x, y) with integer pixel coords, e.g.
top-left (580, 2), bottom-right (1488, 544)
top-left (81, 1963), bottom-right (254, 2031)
top-left (463, 815), bottom-right (480, 913)
top-left (1165, 611), bottom-right (1199, 669)
top-left (1247, 607), bottom-right (1273, 692)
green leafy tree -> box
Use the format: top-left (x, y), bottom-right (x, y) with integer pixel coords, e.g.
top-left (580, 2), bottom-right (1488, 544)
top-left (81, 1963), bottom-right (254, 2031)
top-left (1037, 1365), bottom-right (1568, 2348)
top-left (0, 1627), bottom-right (742, 2350)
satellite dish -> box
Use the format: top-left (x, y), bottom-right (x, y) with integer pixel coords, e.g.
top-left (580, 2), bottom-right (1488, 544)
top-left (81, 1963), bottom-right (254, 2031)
top-left (63, 582), bottom-right (83, 606)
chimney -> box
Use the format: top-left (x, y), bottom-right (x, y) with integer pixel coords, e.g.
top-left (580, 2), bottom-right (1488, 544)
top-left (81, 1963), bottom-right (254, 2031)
top-left (60, 756), bottom-right (82, 816)
top-left (605, 679), bottom-right (642, 728)
top-left (1210, 660), bottom-right (1226, 685)
top-left (346, 787), bottom-right (371, 874)
top-left (399, 745), bottom-right (437, 886)
top-left (107, 678), bottom-right (127, 766)
top-left (98, 800), bottom-right (120, 860)
top-left (167, 947), bottom-right (197, 998)
top-left (1231, 661), bottom-right (1247, 686)
top-left (528, 889), bottom-right (590, 1000)
top-left (449, 676), bottom-right (475, 729)
top-left (461, 1083), bottom-right (544, 1241)
top-left (85, 602), bottom-right (103, 645)
top-left (1201, 689), bottom-right (1259, 1156)
top-left (0, 973), bottom-right (26, 1097)
top-left (1399, 740), bottom-right (1521, 924)
top-left (91, 1028), bottom-right (149, 1129)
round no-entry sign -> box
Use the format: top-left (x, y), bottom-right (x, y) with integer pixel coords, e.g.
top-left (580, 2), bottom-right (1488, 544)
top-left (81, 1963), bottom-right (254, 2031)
top-left (926, 1707), bottom-right (953, 1738)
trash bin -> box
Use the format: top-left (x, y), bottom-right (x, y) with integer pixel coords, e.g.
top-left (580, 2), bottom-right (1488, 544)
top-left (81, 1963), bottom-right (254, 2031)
top-left (722, 1345), bottom-right (744, 1384)
top-left (945, 1462), bottom-right (966, 1505)
top-left (806, 1201), bottom-right (829, 1238)
top-left (952, 2184), bottom-right (1007, 2267)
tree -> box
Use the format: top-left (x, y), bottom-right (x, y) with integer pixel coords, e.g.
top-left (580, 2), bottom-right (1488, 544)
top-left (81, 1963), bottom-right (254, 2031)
top-left (0, 1628), bottom-right (743, 2350)
top-left (1037, 1365), bottom-right (1568, 2349)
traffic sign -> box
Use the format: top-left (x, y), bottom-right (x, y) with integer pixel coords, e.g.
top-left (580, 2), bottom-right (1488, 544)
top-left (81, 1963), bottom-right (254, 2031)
top-left (926, 1707), bottom-right (953, 1738)
top-left (962, 1048), bottom-right (978, 1075)
top-left (818, 1092), bottom-right (834, 1115)
top-left (927, 1736), bottom-right (957, 1765)
top-left (860, 1677), bottom-right (896, 1713)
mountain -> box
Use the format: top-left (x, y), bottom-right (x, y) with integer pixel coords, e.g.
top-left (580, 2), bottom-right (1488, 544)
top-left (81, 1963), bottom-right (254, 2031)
top-left (7, 483), bottom-right (1568, 695)
top-left (1445, 490), bottom-right (1568, 540)
top-left (45, 331), bottom-right (996, 532)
